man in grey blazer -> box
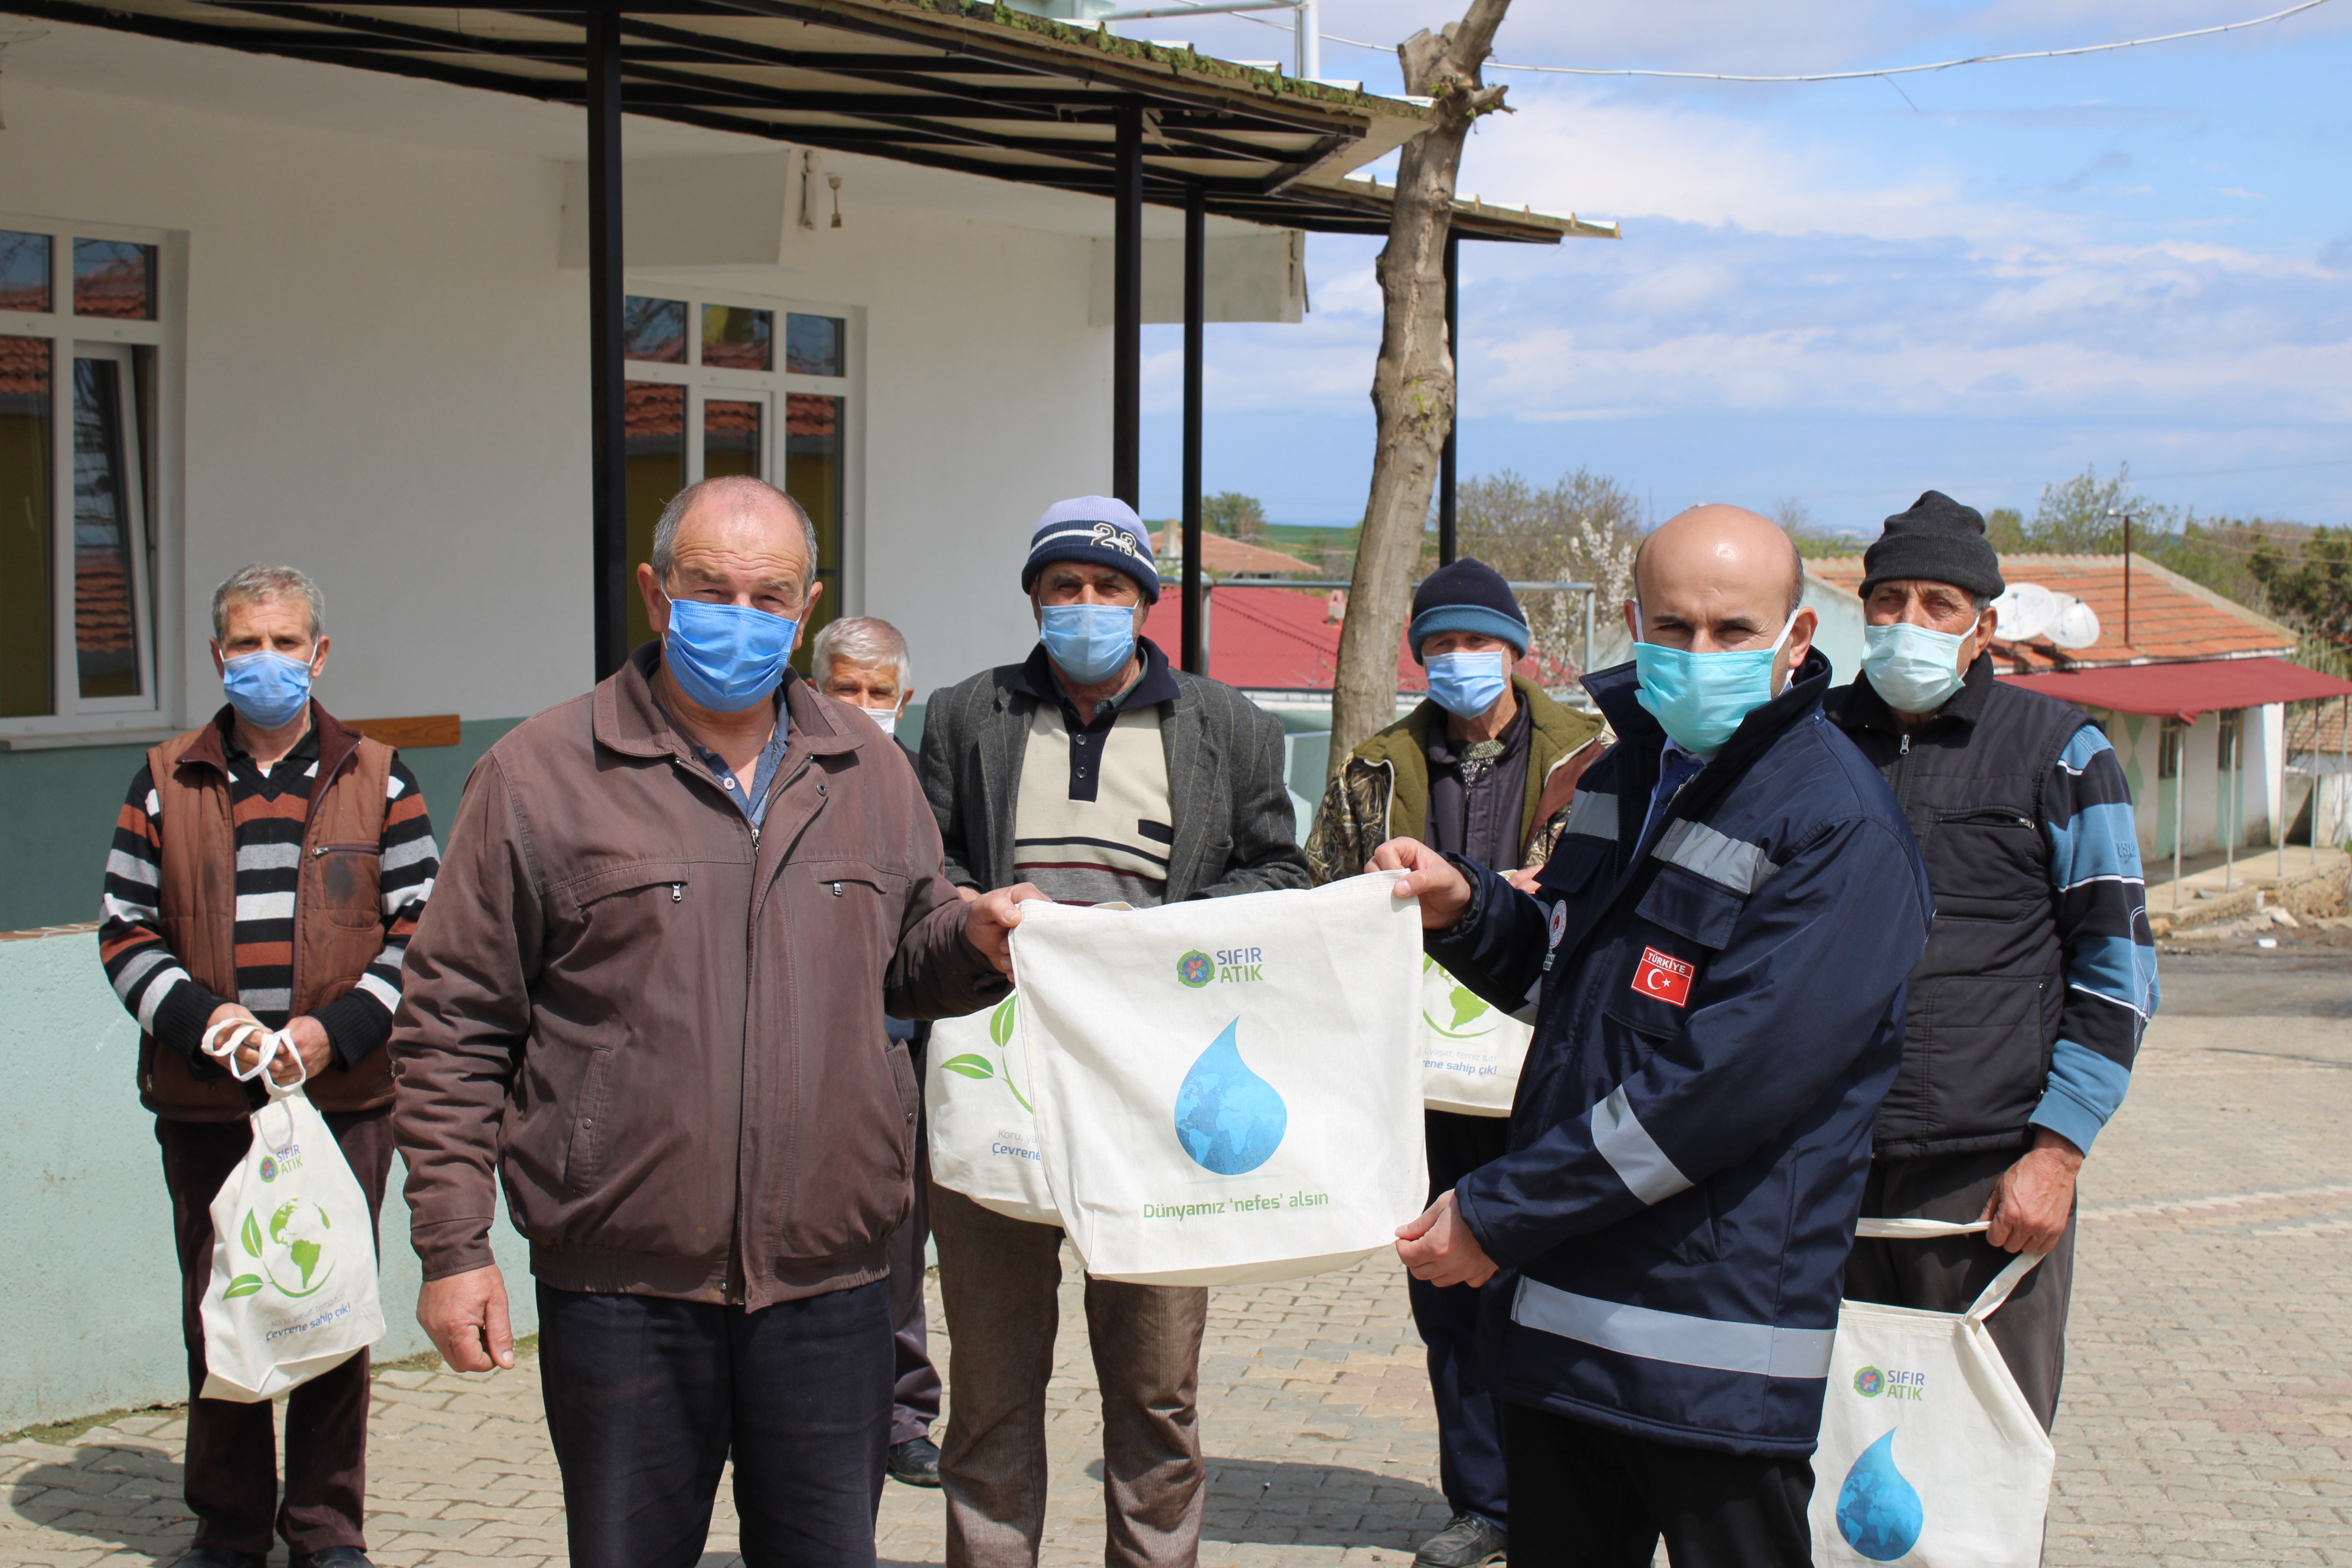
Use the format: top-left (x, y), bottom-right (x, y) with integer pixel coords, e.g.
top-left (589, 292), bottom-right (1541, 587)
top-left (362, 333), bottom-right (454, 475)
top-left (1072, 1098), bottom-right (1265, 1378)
top-left (919, 496), bottom-right (1309, 1568)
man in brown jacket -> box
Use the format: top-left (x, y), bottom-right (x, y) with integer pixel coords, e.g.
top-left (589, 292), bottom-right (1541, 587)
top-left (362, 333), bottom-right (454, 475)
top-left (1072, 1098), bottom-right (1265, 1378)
top-left (393, 476), bottom-right (1034, 1568)
top-left (100, 564), bottom-right (439, 1568)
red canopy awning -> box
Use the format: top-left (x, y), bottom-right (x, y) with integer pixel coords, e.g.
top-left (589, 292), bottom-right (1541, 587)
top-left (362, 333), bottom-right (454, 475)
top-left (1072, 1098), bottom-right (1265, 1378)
top-left (1999, 656), bottom-right (2352, 720)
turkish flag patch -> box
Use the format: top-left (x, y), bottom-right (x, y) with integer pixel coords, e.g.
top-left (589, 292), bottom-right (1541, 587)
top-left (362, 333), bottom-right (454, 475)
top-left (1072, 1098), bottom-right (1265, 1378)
top-left (1631, 946), bottom-right (1695, 1007)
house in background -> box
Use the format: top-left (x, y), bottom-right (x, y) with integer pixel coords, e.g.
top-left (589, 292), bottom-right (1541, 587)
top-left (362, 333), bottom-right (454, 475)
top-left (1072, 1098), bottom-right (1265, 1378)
top-left (1810, 553), bottom-right (2352, 863)
top-left (2288, 697), bottom-right (2352, 850)
top-left (0, 0), bottom-right (1606, 933)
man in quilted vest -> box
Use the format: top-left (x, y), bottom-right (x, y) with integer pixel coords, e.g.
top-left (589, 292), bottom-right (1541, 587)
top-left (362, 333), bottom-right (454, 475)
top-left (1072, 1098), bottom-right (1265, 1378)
top-left (1827, 492), bottom-right (2160, 1431)
top-left (98, 564), bottom-right (439, 1568)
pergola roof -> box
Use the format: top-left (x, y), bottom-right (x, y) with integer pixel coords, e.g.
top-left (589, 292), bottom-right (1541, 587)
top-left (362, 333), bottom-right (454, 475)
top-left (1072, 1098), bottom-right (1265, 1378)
top-left (5, 0), bottom-right (1615, 243)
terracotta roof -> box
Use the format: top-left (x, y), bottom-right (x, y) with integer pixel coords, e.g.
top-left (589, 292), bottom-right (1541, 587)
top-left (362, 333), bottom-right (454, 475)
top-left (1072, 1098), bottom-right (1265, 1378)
top-left (1808, 553), bottom-right (2294, 671)
top-left (1146, 584), bottom-right (1579, 694)
top-left (1152, 528), bottom-right (1313, 578)
top-left (2288, 697), bottom-right (2352, 756)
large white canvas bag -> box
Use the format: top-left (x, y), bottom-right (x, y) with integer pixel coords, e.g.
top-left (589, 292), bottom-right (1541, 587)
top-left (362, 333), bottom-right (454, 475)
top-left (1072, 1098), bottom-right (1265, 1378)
top-left (924, 991), bottom-right (1061, 1226)
top-left (196, 1024), bottom-right (387, 1402)
top-left (1811, 1219), bottom-right (2056, 1568)
top-left (1418, 956), bottom-right (1531, 1116)
top-left (1008, 871), bottom-right (1426, 1288)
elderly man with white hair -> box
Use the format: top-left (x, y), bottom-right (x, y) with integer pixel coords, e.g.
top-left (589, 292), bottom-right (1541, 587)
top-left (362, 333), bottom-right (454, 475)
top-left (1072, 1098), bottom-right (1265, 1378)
top-left (810, 613), bottom-right (946, 1490)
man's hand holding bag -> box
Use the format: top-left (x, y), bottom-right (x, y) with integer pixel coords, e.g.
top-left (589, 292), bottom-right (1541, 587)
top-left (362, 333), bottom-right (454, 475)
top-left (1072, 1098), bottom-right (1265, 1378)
top-left (196, 1020), bottom-right (387, 1402)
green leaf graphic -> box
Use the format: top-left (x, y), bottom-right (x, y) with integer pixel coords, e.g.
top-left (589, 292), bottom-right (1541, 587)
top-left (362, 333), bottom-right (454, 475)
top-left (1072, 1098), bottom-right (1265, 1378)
top-left (1449, 985), bottom-right (1489, 1030)
top-left (241, 1211), bottom-right (263, 1257)
top-left (224, 1275), bottom-right (264, 1299)
top-left (1422, 953), bottom-right (1436, 972)
top-left (989, 994), bottom-right (1018, 1048)
top-left (941, 1054), bottom-right (996, 1080)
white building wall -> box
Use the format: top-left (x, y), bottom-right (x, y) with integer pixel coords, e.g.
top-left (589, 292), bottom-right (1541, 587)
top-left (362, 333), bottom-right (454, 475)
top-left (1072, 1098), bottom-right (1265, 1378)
top-left (5, 65), bottom-right (1108, 732)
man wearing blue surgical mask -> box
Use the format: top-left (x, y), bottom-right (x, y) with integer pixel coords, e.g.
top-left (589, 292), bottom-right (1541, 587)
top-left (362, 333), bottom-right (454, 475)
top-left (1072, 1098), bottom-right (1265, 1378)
top-left (918, 494), bottom-right (1308, 1568)
top-left (1826, 491), bottom-right (2158, 1438)
top-left (1305, 557), bottom-right (1604, 1568)
top-left (394, 476), bottom-right (1034, 1568)
top-left (1376, 505), bottom-right (1932, 1568)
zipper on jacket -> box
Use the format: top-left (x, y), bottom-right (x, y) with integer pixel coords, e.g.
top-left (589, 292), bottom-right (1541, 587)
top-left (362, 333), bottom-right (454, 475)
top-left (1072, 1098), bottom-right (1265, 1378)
top-left (311, 842), bottom-right (382, 858)
top-left (1890, 731), bottom-right (1916, 812)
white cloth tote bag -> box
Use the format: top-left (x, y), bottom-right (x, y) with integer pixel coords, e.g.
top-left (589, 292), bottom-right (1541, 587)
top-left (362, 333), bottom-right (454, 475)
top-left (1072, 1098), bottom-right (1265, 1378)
top-left (1418, 956), bottom-right (1531, 1116)
top-left (1008, 871), bottom-right (1426, 1288)
top-left (924, 990), bottom-right (1061, 1226)
top-left (1810, 1218), bottom-right (2057, 1568)
top-left (195, 1023), bottom-right (387, 1402)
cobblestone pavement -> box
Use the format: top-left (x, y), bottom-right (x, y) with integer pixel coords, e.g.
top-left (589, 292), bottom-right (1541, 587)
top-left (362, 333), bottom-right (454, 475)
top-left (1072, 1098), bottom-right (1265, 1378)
top-left (5, 961), bottom-right (2346, 1566)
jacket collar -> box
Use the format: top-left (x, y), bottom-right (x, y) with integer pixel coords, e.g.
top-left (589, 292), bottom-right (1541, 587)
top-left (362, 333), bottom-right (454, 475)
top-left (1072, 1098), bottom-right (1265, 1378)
top-left (1825, 651), bottom-right (1996, 737)
top-left (178, 700), bottom-right (362, 783)
top-left (596, 642), bottom-right (861, 764)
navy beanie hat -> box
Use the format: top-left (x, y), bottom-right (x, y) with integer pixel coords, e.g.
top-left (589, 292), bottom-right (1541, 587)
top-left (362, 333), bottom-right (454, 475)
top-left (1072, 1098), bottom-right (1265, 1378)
top-left (1861, 490), bottom-right (2006, 602)
top-left (1020, 496), bottom-right (1159, 603)
top-left (1407, 557), bottom-right (1528, 664)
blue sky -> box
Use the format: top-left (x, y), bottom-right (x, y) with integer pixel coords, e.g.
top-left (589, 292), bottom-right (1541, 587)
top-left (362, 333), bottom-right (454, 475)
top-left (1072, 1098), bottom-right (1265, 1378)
top-left (1129, 1), bottom-right (2352, 535)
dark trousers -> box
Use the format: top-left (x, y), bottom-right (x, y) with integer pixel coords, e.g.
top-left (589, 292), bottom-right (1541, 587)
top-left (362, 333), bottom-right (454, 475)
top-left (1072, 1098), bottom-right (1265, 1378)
top-left (1409, 1109), bottom-right (1513, 1529)
top-left (1501, 1401), bottom-right (1815, 1568)
top-left (1844, 1147), bottom-right (2079, 1431)
top-left (156, 1107), bottom-right (395, 1557)
top-left (888, 1130), bottom-right (941, 1446)
top-left (537, 1279), bottom-right (894, 1568)
top-left (929, 1183), bottom-right (1207, 1568)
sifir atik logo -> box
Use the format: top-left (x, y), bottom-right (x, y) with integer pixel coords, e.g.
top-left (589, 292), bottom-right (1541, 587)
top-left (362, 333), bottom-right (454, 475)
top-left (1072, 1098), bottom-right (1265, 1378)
top-left (1178, 948), bottom-right (1265, 987)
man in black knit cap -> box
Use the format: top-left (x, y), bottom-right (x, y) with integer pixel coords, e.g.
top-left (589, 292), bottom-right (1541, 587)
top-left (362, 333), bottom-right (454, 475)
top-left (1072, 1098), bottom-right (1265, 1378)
top-left (1825, 490), bottom-right (2159, 1433)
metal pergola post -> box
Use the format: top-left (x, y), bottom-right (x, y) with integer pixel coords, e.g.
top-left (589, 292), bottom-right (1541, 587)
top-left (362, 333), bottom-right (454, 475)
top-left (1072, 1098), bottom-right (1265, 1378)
top-left (1181, 183), bottom-right (1207, 675)
top-left (587, 8), bottom-right (629, 680)
top-left (1438, 229), bottom-right (1459, 567)
top-left (1112, 107), bottom-right (1144, 508)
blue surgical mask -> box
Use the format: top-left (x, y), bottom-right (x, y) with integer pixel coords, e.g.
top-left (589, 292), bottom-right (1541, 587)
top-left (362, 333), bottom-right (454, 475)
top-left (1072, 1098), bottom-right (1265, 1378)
top-left (1631, 606), bottom-right (1802, 757)
top-left (1426, 651), bottom-right (1510, 719)
top-left (220, 651), bottom-right (313, 730)
top-left (1862, 621), bottom-right (1968, 715)
top-left (1038, 603), bottom-right (1138, 685)
top-left (662, 596), bottom-right (798, 713)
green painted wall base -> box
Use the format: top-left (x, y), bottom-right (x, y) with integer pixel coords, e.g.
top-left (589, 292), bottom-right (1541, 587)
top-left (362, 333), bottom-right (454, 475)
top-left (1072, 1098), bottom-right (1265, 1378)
top-left (0, 927), bottom-right (538, 1432)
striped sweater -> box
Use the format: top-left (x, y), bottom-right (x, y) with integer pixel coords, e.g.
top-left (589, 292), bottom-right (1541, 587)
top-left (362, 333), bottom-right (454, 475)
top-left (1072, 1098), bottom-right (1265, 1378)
top-left (99, 718), bottom-right (439, 1070)
top-left (2032, 724), bottom-right (2160, 1152)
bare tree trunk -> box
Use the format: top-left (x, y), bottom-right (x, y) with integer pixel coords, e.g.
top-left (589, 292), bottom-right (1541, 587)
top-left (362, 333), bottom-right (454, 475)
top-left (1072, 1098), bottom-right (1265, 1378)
top-left (1328, 0), bottom-right (1512, 773)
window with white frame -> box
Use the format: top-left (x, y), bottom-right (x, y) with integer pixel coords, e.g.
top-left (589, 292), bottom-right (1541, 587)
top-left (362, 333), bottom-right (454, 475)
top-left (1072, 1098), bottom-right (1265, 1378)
top-left (619, 287), bottom-right (856, 666)
top-left (1, 218), bottom-right (172, 729)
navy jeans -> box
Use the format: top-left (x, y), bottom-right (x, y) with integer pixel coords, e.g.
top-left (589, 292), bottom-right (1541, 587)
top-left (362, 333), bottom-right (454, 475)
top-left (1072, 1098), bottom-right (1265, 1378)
top-left (1411, 1109), bottom-right (1513, 1529)
top-left (538, 1279), bottom-right (894, 1568)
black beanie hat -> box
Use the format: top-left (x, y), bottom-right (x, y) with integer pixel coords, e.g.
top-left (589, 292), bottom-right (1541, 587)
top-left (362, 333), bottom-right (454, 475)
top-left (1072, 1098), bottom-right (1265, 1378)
top-left (1860, 490), bottom-right (2006, 602)
top-left (1406, 557), bottom-right (1529, 664)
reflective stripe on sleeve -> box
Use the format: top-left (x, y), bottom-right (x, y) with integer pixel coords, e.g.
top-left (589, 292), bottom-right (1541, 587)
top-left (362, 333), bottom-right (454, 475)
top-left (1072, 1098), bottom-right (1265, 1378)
top-left (1563, 790), bottom-right (1616, 841)
top-left (1511, 1276), bottom-right (1836, 1381)
top-left (1591, 1085), bottom-right (1691, 1204)
top-left (1652, 818), bottom-right (1777, 894)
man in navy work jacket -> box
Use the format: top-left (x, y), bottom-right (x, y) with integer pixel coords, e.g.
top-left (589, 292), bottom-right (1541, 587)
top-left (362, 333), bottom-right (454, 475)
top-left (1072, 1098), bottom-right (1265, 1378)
top-left (1378, 504), bottom-right (1934, 1568)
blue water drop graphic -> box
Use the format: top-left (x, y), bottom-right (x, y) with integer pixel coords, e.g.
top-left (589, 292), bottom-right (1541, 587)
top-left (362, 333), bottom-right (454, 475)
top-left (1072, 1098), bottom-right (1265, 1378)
top-left (1836, 1429), bottom-right (1925, 1562)
top-left (1172, 1019), bottom-right (1288, 1175)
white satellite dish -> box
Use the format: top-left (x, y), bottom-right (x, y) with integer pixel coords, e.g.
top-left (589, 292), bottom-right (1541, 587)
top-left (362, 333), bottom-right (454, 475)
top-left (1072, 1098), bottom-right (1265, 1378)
top-left (1992, 583), bottom-right (2058, 642)
top-left (2047, 594), bottom-right (2102, 650)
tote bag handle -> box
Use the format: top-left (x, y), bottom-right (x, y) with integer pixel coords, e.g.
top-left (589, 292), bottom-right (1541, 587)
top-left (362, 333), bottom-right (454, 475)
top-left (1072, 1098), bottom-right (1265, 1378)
top-left (1853, 1216), bottom-right (2050, 1324)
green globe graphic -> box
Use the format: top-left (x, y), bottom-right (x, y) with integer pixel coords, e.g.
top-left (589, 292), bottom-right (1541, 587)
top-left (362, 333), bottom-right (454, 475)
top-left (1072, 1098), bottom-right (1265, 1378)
top-left (267, 1198), bottom-right (333, 1291)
